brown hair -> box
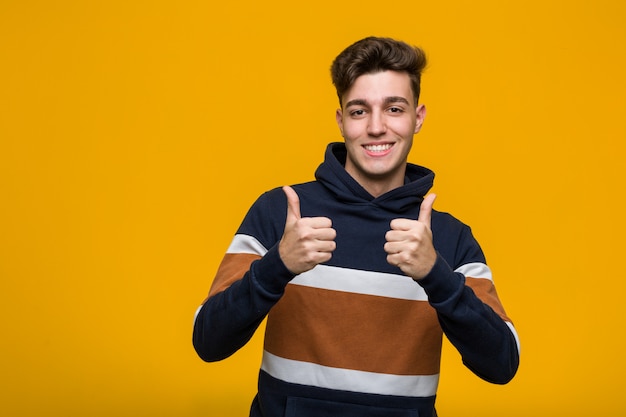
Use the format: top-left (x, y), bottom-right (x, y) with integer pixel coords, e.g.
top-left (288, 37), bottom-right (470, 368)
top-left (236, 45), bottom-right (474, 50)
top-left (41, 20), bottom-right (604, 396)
top-left (330, 37), bottom-right (427, 106)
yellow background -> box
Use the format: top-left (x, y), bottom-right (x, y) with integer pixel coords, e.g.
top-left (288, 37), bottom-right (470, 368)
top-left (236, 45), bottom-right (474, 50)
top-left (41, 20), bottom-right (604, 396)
top-left (1, 0), bottom-right (625, 416)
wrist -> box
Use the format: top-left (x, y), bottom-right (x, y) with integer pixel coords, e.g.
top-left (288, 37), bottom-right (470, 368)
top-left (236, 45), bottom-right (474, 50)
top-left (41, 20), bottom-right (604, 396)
top-left (414, 254), bottom-right (464, 304)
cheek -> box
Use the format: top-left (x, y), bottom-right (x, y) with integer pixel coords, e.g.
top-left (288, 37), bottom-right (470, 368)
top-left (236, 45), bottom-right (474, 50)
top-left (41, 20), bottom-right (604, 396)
top-left (390, 119), bottom-right (416, 137)
top-left (341, 123), bottom-right (362, 141)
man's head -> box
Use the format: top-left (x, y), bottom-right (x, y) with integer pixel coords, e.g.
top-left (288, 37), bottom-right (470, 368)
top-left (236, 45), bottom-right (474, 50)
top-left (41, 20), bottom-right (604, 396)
top-left (331, 37), bottom-right (428, 197)
top-left (331, 37), bottom-right (427, 107)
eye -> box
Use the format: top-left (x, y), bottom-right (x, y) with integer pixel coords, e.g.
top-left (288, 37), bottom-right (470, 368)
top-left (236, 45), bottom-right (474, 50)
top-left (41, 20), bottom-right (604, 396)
top-left (388, 106), bottom-right (404, 113)
top-left (350, 109), bottom-right (366, 117)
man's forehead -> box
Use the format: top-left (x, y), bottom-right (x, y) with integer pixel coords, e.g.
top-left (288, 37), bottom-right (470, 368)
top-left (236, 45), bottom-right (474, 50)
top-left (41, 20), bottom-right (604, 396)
top-left (341, 71), bottom-right (415, 107)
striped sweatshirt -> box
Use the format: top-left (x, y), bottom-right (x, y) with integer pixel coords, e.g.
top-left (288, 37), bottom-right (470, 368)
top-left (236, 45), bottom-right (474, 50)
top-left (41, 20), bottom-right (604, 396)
top-left (193, 142), bottom-right (520, 417)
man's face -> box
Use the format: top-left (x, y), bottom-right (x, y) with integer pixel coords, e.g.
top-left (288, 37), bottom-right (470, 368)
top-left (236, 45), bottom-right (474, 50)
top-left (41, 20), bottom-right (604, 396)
top-left (336, 70), bottom-right (426, 196)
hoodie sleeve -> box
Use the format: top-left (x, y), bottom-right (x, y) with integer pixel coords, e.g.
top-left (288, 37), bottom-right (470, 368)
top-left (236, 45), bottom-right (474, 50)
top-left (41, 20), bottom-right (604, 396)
top-left (192, 191), bottom-right (295, 362)
top-left (418, 225), bottom-right (520, 384)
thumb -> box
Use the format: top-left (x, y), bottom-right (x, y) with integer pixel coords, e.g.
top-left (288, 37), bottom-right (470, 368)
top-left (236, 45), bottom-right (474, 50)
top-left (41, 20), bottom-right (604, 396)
top-left (418, 193), bottom-right (436, 227)
top-left (283, 185), bottom-right (301, 224)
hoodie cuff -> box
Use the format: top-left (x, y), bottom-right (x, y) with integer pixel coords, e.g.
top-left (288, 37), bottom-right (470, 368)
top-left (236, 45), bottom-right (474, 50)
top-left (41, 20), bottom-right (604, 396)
top-left (416, 253), bottom-right (465, 305)
top-left (250, 243), bottom-right (297, 296)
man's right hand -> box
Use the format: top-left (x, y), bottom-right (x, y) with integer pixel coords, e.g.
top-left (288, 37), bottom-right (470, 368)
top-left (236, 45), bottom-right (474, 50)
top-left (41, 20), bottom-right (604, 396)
top-left (279, 186), bottom-right (336, 275)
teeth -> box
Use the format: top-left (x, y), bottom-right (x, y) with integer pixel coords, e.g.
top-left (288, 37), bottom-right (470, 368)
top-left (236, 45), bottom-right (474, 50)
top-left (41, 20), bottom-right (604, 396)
top-left (365, 144), bottom-right (392, 152)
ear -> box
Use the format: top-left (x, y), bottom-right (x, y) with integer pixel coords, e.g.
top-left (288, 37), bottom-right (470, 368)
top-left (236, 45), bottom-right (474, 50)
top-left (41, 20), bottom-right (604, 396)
top-left (414, 104), bottom-right (427, 134)
top-left (335, 108), bottom-right (344, 137)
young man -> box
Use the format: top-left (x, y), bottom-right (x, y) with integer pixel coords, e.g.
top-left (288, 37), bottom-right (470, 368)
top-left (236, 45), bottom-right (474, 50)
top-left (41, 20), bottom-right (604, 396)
top-left (193, 36), bottom-right (520, 417)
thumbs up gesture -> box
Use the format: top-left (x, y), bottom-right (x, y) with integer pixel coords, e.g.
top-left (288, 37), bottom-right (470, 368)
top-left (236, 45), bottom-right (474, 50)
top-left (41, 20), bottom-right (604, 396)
top-left (279, 186), bottom-right (337, 275)
top-left (384, 194), bottom-right (437, 280)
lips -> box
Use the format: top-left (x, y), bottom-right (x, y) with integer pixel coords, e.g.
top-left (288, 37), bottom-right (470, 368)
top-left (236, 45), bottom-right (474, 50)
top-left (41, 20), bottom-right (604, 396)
top-left (363, 143), bottom-right (394, 156)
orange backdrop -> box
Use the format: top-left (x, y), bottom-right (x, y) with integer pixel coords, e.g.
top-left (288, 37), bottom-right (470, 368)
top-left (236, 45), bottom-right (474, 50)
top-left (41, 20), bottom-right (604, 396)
top-left (1, 1), bottom-right (625, 416)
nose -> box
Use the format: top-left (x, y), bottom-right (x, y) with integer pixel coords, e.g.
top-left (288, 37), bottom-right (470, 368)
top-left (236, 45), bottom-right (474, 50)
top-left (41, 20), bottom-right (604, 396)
top-left (367, 110), bottom-right (386, 137)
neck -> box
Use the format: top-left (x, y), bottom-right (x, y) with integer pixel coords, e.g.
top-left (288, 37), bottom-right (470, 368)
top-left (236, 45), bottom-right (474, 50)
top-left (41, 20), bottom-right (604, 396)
top-left (345, 169), bottom-right (406, 198)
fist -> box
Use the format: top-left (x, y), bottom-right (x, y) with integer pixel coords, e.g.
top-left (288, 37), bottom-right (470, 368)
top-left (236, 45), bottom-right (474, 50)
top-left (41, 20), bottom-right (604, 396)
top-left (384, 194), bottom-right (437, 280)
top-left (279, 186), bottom-right (337, 275)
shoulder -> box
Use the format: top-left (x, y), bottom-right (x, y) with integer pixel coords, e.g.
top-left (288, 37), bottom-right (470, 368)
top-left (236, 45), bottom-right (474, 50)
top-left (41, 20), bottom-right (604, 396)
top-left (431, 210), bottom-right (485, 267)
top-left (262, 181), bottom-right (326, 201)
top-left (249, 181), bottom-right (323, 214)
top-left (432, 209), bottom-right (470, 234)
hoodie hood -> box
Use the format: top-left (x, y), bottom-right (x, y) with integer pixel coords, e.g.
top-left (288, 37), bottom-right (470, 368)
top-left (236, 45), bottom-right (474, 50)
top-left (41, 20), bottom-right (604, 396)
top-left (314, 142), bottom-right (435, 214)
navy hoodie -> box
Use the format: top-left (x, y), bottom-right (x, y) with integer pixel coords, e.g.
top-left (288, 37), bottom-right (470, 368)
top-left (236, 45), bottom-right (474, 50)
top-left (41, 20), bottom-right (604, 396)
top-left (193, 142), bottom-right (519, 417)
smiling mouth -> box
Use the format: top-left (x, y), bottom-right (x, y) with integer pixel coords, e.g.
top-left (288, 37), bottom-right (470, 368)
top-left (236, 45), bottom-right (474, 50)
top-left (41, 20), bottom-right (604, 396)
top-left (363, 143), bottom-right (394, 154)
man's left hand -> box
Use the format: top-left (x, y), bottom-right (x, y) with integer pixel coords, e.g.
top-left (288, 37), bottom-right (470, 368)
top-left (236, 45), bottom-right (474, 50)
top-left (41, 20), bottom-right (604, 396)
top-left (384, 194), bottom-right (437, 280)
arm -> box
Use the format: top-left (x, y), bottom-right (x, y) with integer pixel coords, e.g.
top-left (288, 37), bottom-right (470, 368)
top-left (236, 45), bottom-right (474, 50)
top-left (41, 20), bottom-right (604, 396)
top-left (193, 244), bottom-right (294, 362)
top-left (385, 194), bottom-right (519, 383)
top-left (193, 186), bottom-right (336, 362)
top-left (418, 255), bottom-right (520, 384)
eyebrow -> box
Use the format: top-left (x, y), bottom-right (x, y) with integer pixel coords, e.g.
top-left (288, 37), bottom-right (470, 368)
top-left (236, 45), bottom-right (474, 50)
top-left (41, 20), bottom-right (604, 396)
top-left (344, 96), bottom-right (411, 108)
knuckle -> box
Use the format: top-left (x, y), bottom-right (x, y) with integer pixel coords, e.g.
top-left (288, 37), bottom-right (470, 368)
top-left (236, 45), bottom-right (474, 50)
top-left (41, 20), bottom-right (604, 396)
top-left (299, 229), bottom-right (314, 240)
